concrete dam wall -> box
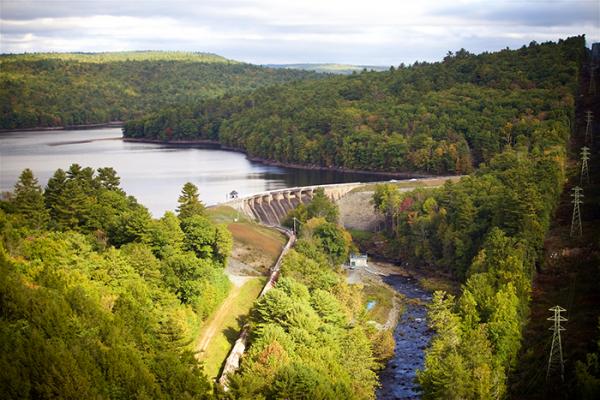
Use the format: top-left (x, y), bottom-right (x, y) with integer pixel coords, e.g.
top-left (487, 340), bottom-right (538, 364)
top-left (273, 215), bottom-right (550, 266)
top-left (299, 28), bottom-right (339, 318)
top-left (223, 182), bottom-right (365, 225)
top-left (221, 176), bottom-right (461, 229)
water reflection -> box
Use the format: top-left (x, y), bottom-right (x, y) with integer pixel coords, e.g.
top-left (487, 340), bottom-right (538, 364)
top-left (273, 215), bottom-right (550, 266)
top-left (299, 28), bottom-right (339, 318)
top-left (1, 128), bottom-right (390, 217)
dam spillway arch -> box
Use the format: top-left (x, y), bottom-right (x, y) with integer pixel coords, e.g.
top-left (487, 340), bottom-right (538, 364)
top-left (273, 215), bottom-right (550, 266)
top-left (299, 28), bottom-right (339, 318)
top-left (222, 182), bottom-right (366, 225)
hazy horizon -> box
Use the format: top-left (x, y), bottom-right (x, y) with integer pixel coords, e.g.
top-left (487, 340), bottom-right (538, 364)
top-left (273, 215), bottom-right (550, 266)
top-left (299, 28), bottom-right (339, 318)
top-left (1, 0), bottom-right (598, 66)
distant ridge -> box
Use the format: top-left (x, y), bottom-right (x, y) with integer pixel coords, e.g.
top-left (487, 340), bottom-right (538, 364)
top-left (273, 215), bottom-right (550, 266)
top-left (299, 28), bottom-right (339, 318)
top-left (0, 50), bottom-right (236, 63)
top-left (266, 63), bottom-right (389, 74)
top-left (0, 51), bottom-right (320, 130)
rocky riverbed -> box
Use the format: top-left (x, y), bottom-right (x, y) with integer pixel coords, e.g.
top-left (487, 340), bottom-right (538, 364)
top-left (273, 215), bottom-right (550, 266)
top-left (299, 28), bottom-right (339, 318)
top-left (376, 273), bottom-right (432, 400)
top-left (347, 261), bottom-right (432, 399)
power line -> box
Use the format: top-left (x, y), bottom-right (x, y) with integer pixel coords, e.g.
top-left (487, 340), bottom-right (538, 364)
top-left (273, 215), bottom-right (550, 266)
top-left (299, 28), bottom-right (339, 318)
top-left (570, 186), bottom-right (583, 237)
top-left (546, 305), bottom-right (567, 382)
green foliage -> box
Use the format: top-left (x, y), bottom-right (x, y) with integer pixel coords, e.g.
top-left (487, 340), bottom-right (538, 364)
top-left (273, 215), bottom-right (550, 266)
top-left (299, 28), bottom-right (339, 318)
top-left (232, 214), bottom-right (377, 399)
top-left (126, 37), bottom-right (584, 176)
top-left (181, 215), bottom-right (232, 266)
top-left (0, 52), bottom-right (319, 129)
top-left (313, 222), bottom-right (351, 265)
top-left (177, 182), bottom-right (206, 220)
top-left (284, 188), bottom-right (339, 232)
top-left (235, 276), bottom-right (377, 399)
top-left (361, 37), bottom-right (584, 398)
top-left (11, 168), bottom-right (49, 229)
top-left (0, 166), bottom-right (236, 399)
top-left (306, 188), bottom-right (339, 223)
top-left (575, 320), bottom-right (600, 399)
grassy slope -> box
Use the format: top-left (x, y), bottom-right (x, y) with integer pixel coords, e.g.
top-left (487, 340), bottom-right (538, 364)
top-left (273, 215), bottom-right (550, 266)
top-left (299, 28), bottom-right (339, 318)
top-left (199, 205), bottom-right (286, 380)
top-left (195, 277), bottom-right (266, 381)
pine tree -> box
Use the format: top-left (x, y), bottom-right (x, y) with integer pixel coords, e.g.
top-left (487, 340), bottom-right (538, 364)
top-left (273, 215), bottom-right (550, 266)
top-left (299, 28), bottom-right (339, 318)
top-left (12, 168), bottom-right (49, 229)
top-left (177, 182), bottom-right (205, 220)
top-left (96, 167), bottom-right (122, 192)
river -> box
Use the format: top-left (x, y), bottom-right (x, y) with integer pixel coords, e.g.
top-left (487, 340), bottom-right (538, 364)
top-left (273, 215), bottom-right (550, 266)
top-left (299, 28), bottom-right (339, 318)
top-left (377, 273), bottom-right (432, 400)
top-left (0, 128), bottom-right (389, 217)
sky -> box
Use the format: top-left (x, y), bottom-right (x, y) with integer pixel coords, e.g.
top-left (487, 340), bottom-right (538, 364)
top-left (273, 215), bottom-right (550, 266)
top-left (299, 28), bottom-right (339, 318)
top-left (1, 0), bottom-right (599, 65)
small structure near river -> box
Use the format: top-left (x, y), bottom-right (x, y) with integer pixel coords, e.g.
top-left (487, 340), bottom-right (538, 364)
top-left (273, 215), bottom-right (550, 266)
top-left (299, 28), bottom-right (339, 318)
top-left (349, 253), bottom-right (368, 269)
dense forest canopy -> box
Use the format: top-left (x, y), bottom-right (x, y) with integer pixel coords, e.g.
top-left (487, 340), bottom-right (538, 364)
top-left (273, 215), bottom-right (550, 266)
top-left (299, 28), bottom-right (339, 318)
top-left (365, 37), bottom-right (587, 398)
top-left (125, 37), bottom-right (581, 175)
top-left (0, 51), bottom-right (320, 129)
top-left (0, 167), bottom-right (233, 398)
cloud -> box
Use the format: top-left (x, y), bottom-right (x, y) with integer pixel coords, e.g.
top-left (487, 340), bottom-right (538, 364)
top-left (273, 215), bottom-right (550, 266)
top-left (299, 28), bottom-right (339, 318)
top-left (0, 0), bottom-right (598, 64)
top-left (434, 0), bottom-right (598, 27)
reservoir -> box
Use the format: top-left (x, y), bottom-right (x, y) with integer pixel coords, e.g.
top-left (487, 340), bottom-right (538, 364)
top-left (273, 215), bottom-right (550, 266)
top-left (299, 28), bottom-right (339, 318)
top-left (0, 128), bottom-right (389, 217)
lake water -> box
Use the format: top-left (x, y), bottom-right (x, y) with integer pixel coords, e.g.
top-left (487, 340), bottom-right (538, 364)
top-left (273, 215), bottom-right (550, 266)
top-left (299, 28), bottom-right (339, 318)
top-left (0, 128), bottom-right (389, 217)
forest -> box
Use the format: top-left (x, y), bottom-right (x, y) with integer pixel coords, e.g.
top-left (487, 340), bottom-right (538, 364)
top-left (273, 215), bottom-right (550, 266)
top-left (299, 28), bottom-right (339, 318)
top-left (0, 168), bottom-right (392, 399)
top-left (0, 166), bottom-right (232, 398)
top-left (0, 51), bottom-right (319, 129)
top-left (367, 37), bottom-right (589, 397)
top-left (124, 38), bottom-right (581, 175)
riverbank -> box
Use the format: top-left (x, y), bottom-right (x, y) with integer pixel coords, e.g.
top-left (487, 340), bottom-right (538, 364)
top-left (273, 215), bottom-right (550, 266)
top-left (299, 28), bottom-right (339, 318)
top-left (0, 121), bottom-right (123, 133)
top-left (122, 136), bottom-right (451, 179)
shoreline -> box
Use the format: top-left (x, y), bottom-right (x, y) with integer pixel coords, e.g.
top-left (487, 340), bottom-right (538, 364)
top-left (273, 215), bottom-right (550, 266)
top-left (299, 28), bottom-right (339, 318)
top-left (0, 121), bottom-right (124, 133)
top-left (123, 137), bottom-right (448, 179)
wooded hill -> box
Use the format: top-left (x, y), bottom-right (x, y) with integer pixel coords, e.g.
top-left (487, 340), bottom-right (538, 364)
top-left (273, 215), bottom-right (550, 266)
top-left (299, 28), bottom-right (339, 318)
top-left (0, 167), bottom-right (232, 398)
top-left (125, 37), bottom-right (581, 176)
top-left (366, 36), bottom-right (589, 398)
top-left (0, 51), bottom-right (319, 129)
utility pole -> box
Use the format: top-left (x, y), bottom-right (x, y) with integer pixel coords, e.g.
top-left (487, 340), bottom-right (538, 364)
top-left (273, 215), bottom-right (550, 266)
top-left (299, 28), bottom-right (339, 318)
top-left (580, 146), bottom-right (590, 185)
top-left (584, 111), bottom-right (593, 145)
top-left (546, 306), bottom-right (567, 382)
top-left (570, 186), bottom-right (583, 237)
top-left (292, 217), bottom-right (302, 235)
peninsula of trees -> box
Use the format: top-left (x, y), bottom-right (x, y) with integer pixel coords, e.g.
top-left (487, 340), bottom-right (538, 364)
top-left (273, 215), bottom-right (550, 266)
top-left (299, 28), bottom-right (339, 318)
top-left (124, 37), bottom-right (581, 176)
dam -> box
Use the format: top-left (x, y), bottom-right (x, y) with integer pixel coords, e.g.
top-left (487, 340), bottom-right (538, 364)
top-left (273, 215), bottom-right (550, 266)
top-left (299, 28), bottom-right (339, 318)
top-left (222, 182), bottom-right (366, 225)
top-left (221, 176), bottom-right (460, 228)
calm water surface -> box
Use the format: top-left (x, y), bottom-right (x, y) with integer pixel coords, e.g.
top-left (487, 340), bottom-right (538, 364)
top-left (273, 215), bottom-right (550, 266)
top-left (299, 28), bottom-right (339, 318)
top-left (0, 128), bottom-right (388, 216)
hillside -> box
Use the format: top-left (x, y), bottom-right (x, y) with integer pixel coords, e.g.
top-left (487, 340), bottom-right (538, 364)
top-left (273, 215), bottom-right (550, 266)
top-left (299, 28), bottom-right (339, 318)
top-left (0, 168), bottom-right (233, 398)
top-left (0, 51), bottom-right (320, 130)
top-left (125, 38), bottom-right (582, 176)
top-left (267, 63), bottom-right (389, 74)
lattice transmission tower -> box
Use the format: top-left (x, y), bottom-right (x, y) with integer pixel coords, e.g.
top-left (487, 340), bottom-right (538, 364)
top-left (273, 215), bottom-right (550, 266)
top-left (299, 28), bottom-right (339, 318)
top-left (570, 186), bottom-right (583, 237)
top-left (580, 146), bottom-right (590, 185)
top-left (546, 306), bottom-right (567, 382)
top-left (585, 111), bottom-right (593, 145)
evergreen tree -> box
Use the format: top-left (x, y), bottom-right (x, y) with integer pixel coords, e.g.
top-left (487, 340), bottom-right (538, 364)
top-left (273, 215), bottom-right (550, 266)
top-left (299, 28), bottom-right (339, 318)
top-left (44, 168), bottom-right (67, 214)
top-left (96, 167), bottom-right (122, 192)
top-left (12, 168), bottom-right (49, 229)
top-left (177, 182), bottom-right (205, 220)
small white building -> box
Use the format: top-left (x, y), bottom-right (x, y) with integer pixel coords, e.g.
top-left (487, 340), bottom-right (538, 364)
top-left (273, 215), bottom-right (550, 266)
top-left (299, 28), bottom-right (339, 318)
top-left (349, 253), bottom-right (368, 269)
